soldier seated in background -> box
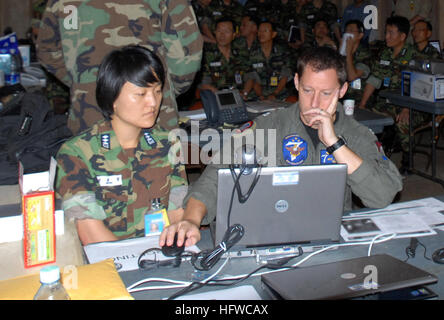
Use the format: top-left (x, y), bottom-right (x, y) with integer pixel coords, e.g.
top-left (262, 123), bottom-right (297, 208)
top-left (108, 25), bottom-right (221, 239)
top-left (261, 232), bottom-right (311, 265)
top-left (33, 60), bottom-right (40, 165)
top-left (243, 0), bottom-right (274, 23)
top-left (360, 16), bottom-right (417, 112)
top-left (275, 0), bottom-right (306, 51)
top-left (359, 16), bottom-right (426, 172)
top-left (300, 0), bottom-right (341, 46)
top-left (192, 0), bottom-right (215, 43)
top-left (233, 14), bottom-right (260, 53)
top-left (56, 46), bottom-right (188, 245)
top-left (204, 0), bottom-right (244, 41)
top-left (412, 20), bottom-right (441, 60)
top-left (250, 20), bottom-right (292, 101)
top-left (200, 18), bottom-right (255, 96)
top-left (342, 19), bottom-right (372, 103)
top-left (303, 18), bottom-right (338, 50)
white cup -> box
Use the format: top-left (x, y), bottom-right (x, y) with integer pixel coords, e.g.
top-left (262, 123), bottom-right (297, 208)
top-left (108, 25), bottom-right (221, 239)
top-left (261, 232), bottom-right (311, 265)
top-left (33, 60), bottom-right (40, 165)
top-left (339, 33), bottom-right (354, 56)
top-left (18, 45), bottom-right (30, 67)
top-left (343, 99), bottom-right (355, 116)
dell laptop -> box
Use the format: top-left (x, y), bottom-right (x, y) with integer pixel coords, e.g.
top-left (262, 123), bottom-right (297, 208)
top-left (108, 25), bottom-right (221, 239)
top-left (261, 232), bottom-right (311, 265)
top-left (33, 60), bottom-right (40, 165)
top-left (215, 164), bottom-right (347, 249)
top-left (261, 254), bottom-right (438, 300)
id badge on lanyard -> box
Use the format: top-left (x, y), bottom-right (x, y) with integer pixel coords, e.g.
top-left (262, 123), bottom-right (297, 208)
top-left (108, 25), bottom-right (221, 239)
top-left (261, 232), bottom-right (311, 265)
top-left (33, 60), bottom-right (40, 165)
top-left (270, 76), bottom-right (278, 86)
top-left (235, 72), bottom-right (243, 85)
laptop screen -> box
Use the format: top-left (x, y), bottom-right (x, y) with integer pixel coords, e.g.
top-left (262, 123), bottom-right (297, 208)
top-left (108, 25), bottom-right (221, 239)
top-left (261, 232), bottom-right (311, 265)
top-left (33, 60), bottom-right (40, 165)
top-left (215, 165), bottom-right (347, 248)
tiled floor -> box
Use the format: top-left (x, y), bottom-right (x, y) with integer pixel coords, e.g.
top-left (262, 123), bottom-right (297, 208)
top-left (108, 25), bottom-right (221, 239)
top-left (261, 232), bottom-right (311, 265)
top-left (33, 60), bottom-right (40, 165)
top-left (390, 149), bottom-right (444, 203)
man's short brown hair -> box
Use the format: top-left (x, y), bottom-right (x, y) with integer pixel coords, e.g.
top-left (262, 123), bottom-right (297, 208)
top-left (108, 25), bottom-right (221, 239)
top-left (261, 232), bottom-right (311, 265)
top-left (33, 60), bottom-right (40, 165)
top-left (297, 47), bottom-right (347, 87)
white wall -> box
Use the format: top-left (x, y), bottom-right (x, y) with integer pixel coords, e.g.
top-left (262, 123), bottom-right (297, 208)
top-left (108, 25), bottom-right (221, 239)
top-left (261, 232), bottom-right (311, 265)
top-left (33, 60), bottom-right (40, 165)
top-left (333, 0), bottom-right (443, 44)
top-left (0, 0), bottom-right (33, 39)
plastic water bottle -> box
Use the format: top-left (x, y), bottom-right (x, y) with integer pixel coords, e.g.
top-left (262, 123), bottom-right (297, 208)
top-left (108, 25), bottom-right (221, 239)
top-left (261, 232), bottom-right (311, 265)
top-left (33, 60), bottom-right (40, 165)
top-left (0, 70), bottom-right (4, 87)
top-left (34, 266), bottom-right (71, 300)
top-left (5, 52), bottom-right (21, 85)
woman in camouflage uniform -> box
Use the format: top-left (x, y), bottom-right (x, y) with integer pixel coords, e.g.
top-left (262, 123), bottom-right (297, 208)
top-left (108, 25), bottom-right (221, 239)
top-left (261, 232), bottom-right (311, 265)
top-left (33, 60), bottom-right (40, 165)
top-left (56, 46), bottom-right (188, 245)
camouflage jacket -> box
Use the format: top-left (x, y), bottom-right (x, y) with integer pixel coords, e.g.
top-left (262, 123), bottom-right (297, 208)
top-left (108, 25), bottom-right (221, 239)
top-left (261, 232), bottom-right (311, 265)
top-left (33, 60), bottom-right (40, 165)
top-left (205, 0), bottom-right (244, 33)
top-left (192, 0), bottom-right (211, 26)
top-left (366, 43), bottom-right (418, 91)
top-left (37, 0), bottom-right (203, 135)
top-left (273, 1), bottom-right (301, 43)
top-left (414, 43), bottom-right (441, 60)
top-left (32, 0), bottom-right (48, 18)
top-left (249, 42), bottom-right (292, 98)
top-left (243, 0), bottom-right (275, 22)
top-left (232, 36), bottom-right (259, 54)
top-left (201, 42), bottom-right (251, 90)
top-left (300, 1), bottom-right (339, 43)
top-left (56, 120), bottom-right (187, 239)
top-left (301, 38), bottom-right (338, 51)
top-left (344, 44), bottom-right (372, 102)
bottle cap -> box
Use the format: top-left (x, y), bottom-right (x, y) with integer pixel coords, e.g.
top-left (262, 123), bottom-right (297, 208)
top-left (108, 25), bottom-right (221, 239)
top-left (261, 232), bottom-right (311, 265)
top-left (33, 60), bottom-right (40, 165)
top-left (39, 266), bottom-right (60, 284)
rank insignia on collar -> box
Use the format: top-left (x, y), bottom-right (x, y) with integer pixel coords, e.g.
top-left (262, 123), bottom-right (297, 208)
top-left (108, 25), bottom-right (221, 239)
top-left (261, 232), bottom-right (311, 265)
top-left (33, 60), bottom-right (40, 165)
top-left (143, 131), bottom-right (157, 147)
top-left (101, 134), bottom-right (111, 150)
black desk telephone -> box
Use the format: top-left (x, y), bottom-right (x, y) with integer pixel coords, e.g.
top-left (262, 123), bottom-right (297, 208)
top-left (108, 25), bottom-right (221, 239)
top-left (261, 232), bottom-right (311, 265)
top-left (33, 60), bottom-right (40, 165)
top-left (200, 89), bottom-right (250, 126)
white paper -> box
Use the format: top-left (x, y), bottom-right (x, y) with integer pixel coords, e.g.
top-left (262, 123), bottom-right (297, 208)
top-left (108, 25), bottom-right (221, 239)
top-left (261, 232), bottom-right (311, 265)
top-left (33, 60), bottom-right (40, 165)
top-left (347, 197), bottom-right (444, 231)
top-left (341, 212), bottom-right (437, 242)
top-left (349, 197), bottom-right (444, 217)
top-left (83, 235), bottom-right (200, 272)
top-left (179, 109), bottom-right (206, 120)
top-left (174, 285), bottom-right (262, 300)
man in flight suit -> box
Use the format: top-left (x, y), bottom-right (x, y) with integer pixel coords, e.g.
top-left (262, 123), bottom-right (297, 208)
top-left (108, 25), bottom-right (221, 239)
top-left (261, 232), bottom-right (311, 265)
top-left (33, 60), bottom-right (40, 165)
top-left (160, 46), bottom-right (403, 248)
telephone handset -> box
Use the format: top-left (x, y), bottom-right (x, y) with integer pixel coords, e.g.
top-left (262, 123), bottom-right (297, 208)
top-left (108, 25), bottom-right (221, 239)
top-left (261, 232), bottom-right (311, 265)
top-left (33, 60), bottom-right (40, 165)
top-left (200, 89), bottom-right (250, 126)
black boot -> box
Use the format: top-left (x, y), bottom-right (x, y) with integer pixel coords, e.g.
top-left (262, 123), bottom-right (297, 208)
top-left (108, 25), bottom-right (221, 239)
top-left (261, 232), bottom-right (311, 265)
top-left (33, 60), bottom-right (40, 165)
top-left (399, 152), bottom-right (410, 176)
top-left (380, 125), bottom-right (401, 157)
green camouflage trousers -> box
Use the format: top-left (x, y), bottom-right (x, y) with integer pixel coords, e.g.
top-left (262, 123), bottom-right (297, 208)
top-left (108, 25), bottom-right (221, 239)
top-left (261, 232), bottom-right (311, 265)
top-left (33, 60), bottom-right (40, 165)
top-left (372, 99), bottom-right (431, 152)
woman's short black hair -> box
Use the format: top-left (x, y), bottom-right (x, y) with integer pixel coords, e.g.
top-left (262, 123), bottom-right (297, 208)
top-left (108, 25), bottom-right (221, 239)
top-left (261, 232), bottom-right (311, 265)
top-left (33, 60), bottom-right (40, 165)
top-left (96, 45), bottom-right (165, 120)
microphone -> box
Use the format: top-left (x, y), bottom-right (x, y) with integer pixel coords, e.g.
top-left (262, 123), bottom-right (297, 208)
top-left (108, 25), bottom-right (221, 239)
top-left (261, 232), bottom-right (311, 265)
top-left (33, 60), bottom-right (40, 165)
top-left (233, 144), bottom-right (263, 175)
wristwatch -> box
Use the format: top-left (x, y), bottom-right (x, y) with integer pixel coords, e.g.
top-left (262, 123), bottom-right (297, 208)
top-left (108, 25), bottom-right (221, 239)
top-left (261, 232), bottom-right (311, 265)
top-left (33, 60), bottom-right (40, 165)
top-left (326, 136), bottom-right (346, 154)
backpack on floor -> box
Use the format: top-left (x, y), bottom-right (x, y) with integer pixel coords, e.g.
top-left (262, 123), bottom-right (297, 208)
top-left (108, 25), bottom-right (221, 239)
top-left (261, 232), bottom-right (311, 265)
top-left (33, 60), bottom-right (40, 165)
top-left (0, 90), bottom-right (72, 185)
